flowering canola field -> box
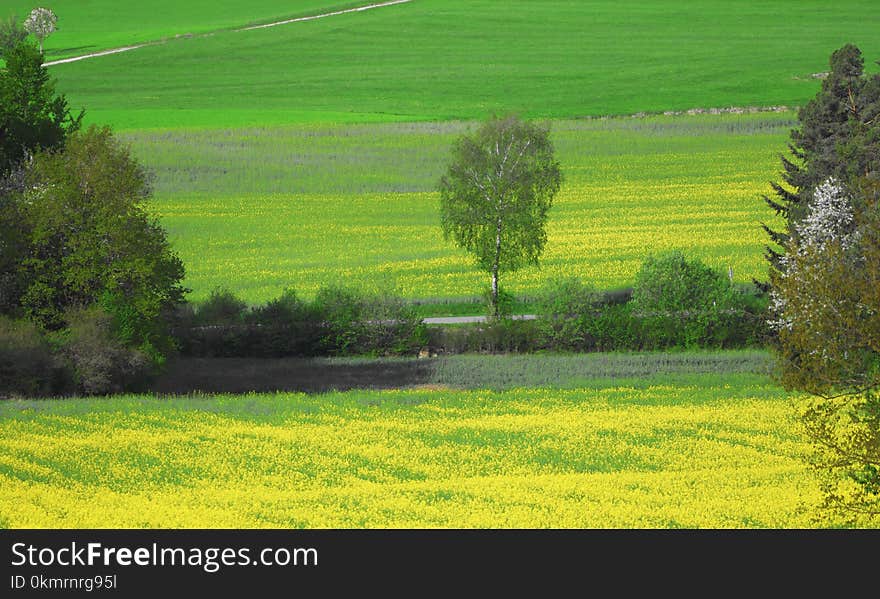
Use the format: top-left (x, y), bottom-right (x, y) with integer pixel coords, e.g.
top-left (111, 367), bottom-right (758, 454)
top-left (134, 115), bottom-right (791, 303)
top-left (0, 378), bottom-right (821, 528)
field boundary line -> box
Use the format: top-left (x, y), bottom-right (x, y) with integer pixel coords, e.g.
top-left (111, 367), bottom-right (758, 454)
top-left (43, 43), bottom-right (155, 66)
top-left (43, 0), bottom-right (413, 67)
top-left (239, 0), bottom-right (412, 31)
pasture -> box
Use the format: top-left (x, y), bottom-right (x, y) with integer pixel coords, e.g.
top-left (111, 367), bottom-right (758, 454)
top-left (3, 0), bottom-right (358, 60)
top-left (37, 0), bottom-right (880, 129)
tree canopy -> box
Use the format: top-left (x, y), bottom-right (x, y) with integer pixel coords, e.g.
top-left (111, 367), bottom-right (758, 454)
top-left (439, 115), bottom-right (562, 315)
top-left (762, 44), bottom-right (880, 270)
top-left (6, 126), bottom-right (187, 359)
top-left (0, 38), bottom-right (82, 175)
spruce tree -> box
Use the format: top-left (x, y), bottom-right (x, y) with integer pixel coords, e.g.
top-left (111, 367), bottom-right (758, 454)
top-left (761, 44), bottom-right (878, 270)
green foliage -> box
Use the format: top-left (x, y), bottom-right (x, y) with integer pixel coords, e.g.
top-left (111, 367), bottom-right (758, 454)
top-left (248, 288), bottom-right (310, 326)
top-left (0, 38), bottom-right (82, 174)
top-left (194, 288), bottom-right (248, 326)
top-left (530, 259), bottom-right (767, 353)
top-left (0, 316), bottom-right (65, 397)
top-left (480, 286), bottom-right (517, 321)
top-left (440, 115), bottom-right (562, 314)
top-left (13, 126), bottom-right (186, 357)
top-left (632, 251), bottom-right (736, 314)
top-left (0, 166), bottom-right (29, 315)
top-left (771, 181), bottom-right (880, 523)
top-left (630, 252), bottom-right (767, 348)
top-left (312, 286), bottom-right (426, 356)
top-left (359, 293), bottom-right (428, 356)
top-left (180, 286), bottom-right (426, 358)
top-left (537, 278), bottom-right (602, 350)
top-left (0, 14), bottom-right (27, 58)
top-left (57, 305), bottom-right (152, 396)
top-left (763, 44), bottom-right (880, 269)
top-left (313, 285), bottom-right (364, 355)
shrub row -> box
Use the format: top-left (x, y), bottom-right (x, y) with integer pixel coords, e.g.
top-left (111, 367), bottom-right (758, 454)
top-left (2, 254), bottom-right (772, 397)
top-left (173, 287), bottom-right (427, 358)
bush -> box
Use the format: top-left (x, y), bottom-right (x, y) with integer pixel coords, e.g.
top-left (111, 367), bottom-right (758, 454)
top-left (99, 289), bottom-right (175, 366)
top-left (632, 251), bottom-right (736, 314)
top-left (481, 286), bottom-right (517, 321)
top-left (630, 252), bottom-right (764, 348)
top-left (247, 288), bottom-right (324, 357)
top-left (0, 316), bottom-right (66, 397)
top-left (313, 286), bottom-right (427, 356)
top-left (533, 264), bottom-right (768, 352)
top-left (195, 288), bottom-right (248, 326)
top-left (428, 319), bottom-right (541, 354)
top-left (537, 278), bottom-right (602, 350)
top-left (359, 293), bottom-right (428, 356)
top-left (59, 306), bottom-right (152, 395)
top-left (313, 286), bottom-right (365, 355)
top-left (176, 287), bottom-right (427, 358)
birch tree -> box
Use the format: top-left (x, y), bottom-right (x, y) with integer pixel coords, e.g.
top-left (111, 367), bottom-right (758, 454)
top-left (439, 115), bottom-right (562, 317)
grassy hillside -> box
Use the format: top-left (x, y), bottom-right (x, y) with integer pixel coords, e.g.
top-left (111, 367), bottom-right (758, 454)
top-left (2, 1), bottom-right (356, 59)
top-left (0, 373), bottom-right (820, 528)
top-left (41, 0), bottom-right (880, 129)
top-left (122, 113), bottom-right (790, 302)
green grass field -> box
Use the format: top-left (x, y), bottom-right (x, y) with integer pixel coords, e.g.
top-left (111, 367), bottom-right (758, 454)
top-left (0, 371), bottom-right (823, 528)
top-left (38, 0), bottom-right (878, 129)
top-left (121, 113), bottom-right (791, 302)
top-left (4, 1), bottom-right (355, 60)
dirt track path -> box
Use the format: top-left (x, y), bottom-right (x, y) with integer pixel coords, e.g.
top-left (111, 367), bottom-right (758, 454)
top-left (423, 315), bottom-right (537, 325)
top-left (44, 0), bottom-right (412, 67)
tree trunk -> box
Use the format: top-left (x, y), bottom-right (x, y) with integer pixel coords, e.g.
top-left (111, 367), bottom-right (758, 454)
top-left (491, 220), bottom-right (502, 318)
top-left (491, 262), bottom-right (499, 318)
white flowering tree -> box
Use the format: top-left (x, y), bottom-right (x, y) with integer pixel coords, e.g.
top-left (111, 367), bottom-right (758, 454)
top-left (770, 177), bottom-right (880, 524)
top-left (23, 7), bottom-right (57, 55)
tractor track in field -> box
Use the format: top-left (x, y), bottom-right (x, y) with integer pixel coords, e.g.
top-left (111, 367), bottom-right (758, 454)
top-left (43, 0), bottom-right (413, 67)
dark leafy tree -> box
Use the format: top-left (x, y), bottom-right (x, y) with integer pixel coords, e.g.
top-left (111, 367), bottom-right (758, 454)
top-left (762, 44), bottom-right (880, 270)
top-left (0, 38), bottom-right (82, 176)
top-left (0, 14), bottom-right (28, 58)
top-left (439, 115), bottom-right (562, 317)
top-left (15, 126), bottom-right (187, 361)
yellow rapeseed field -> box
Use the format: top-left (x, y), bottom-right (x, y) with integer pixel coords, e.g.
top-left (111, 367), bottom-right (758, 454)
top-left (0, 381), bottom-right (823, 528)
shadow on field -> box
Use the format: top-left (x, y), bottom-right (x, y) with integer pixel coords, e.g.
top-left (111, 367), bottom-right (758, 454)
top-left (152, 357), bottom-right (436, 395)
top-left (47, 45), bottom-right (96, 57)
